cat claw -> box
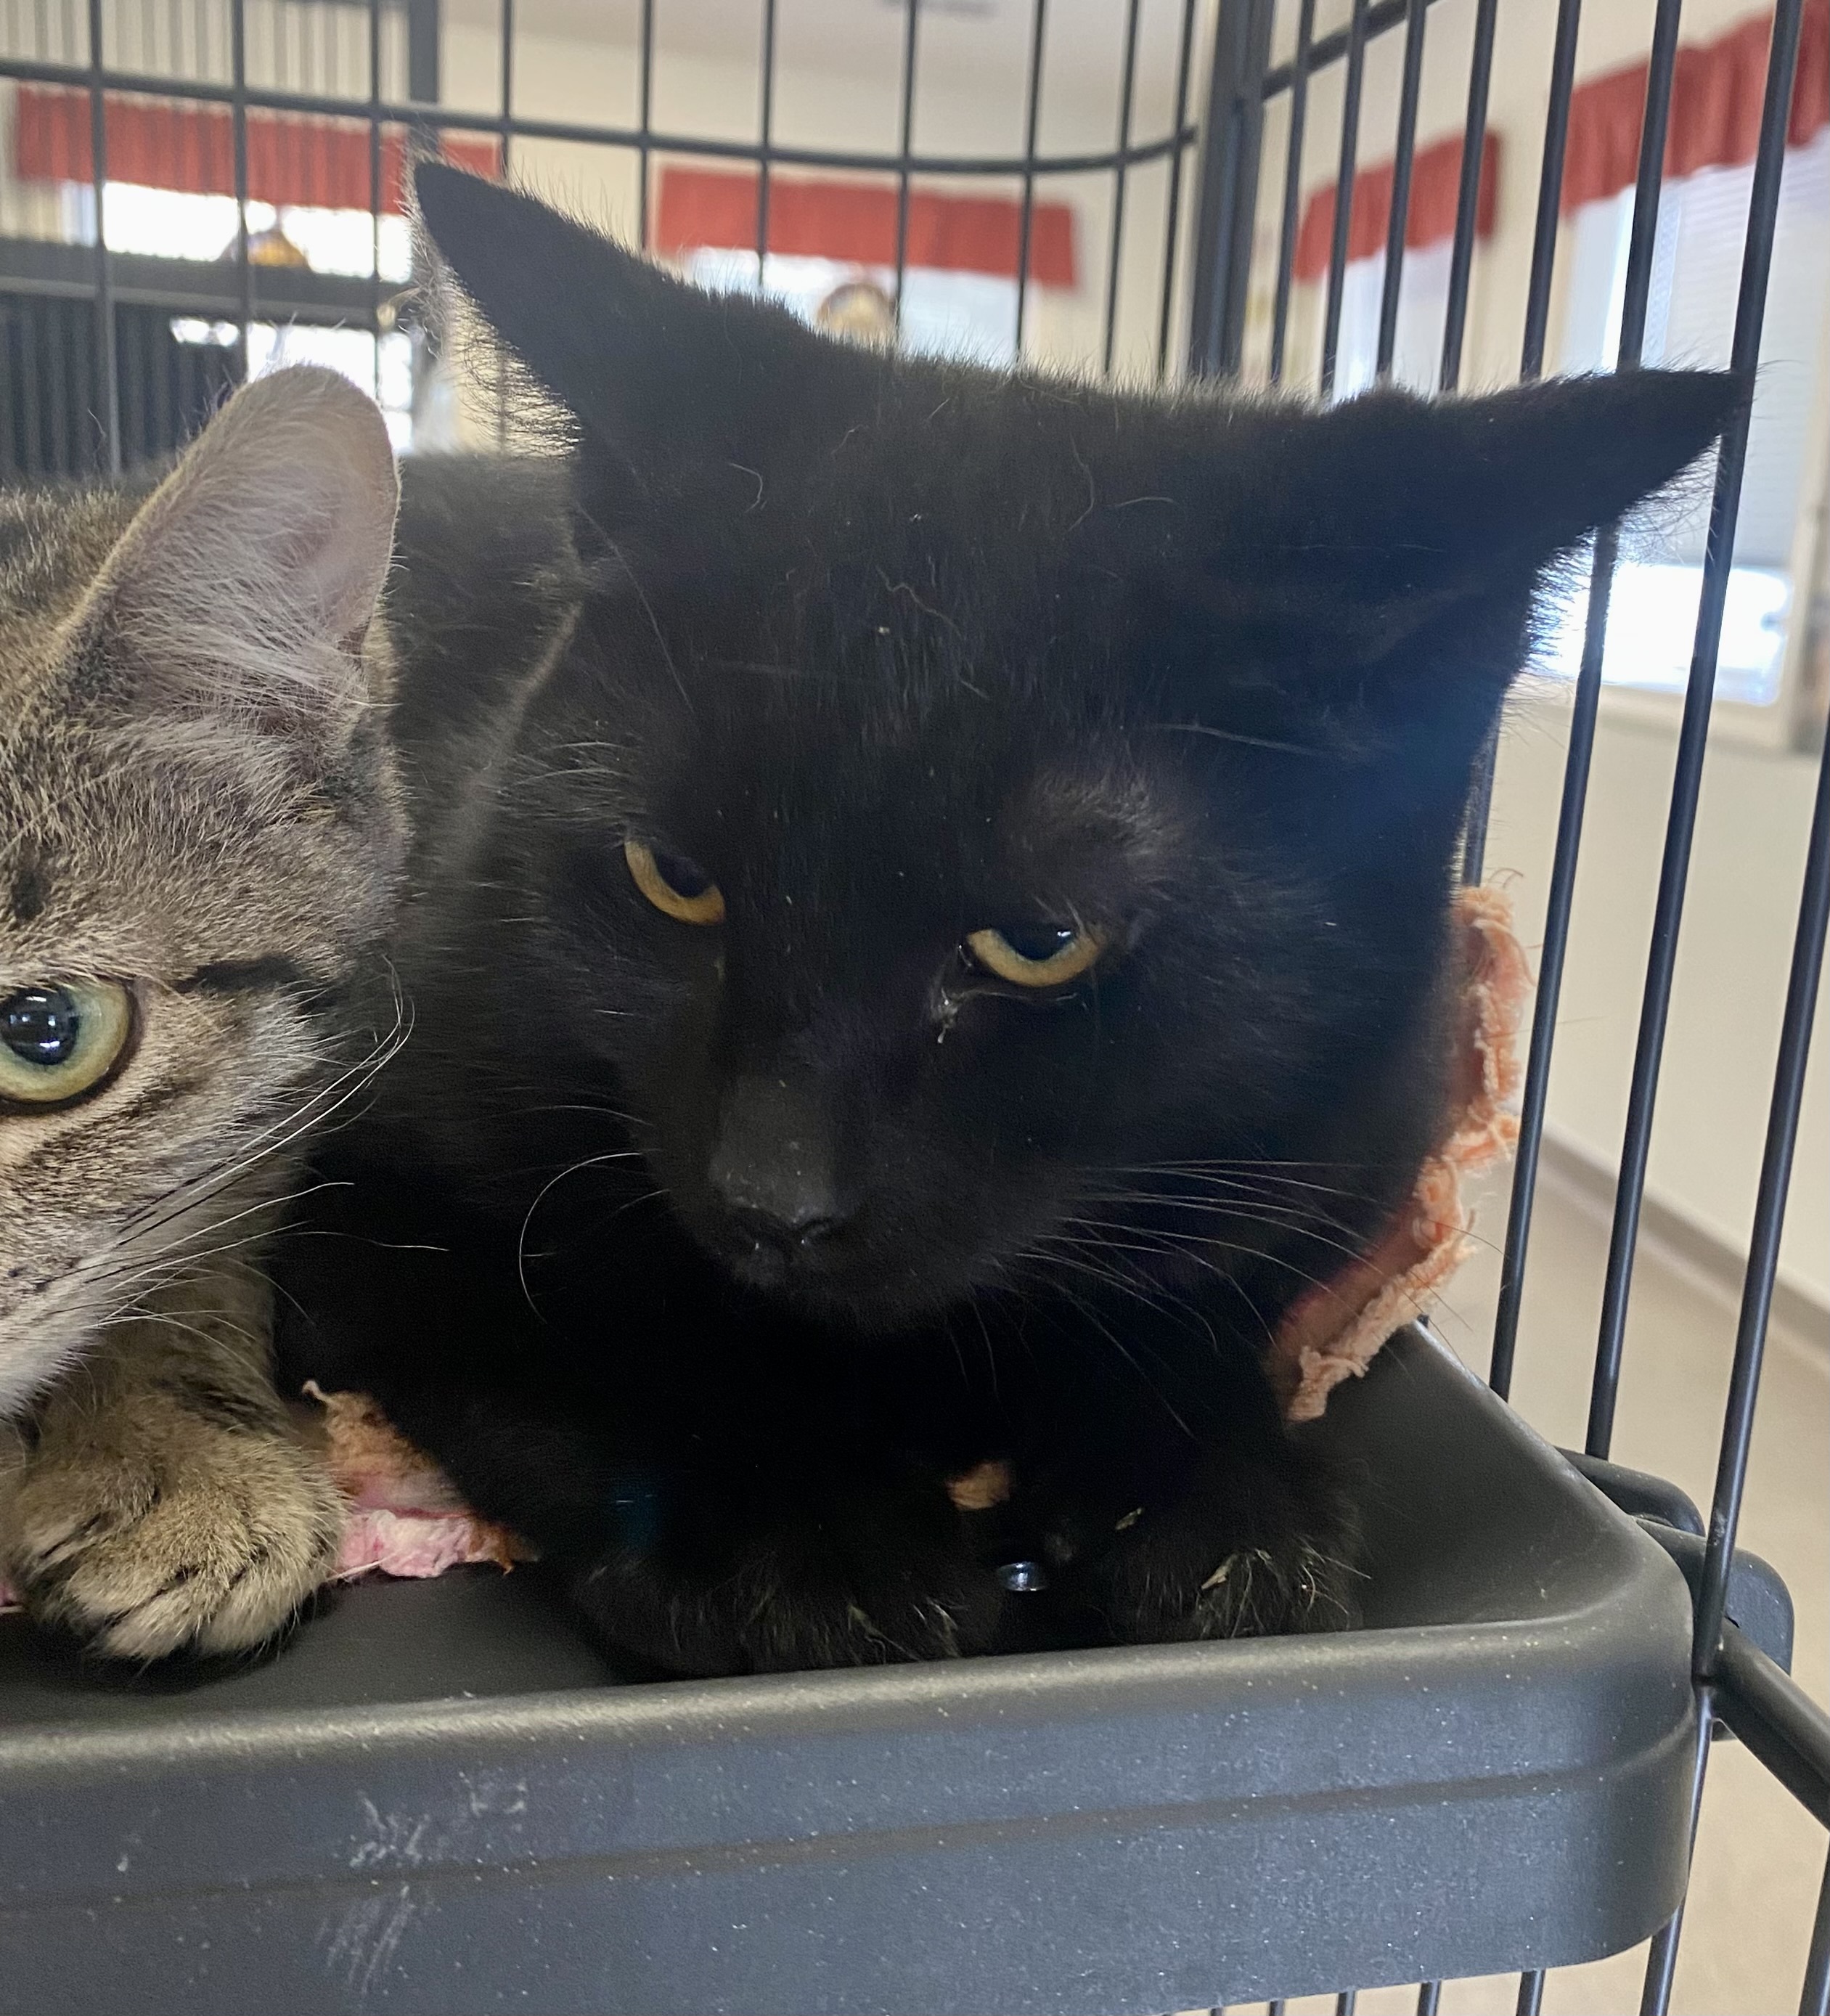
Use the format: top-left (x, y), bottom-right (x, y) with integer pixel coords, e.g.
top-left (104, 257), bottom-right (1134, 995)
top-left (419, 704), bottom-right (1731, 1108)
top-left (1, 1414), bottom-right (342, 1661)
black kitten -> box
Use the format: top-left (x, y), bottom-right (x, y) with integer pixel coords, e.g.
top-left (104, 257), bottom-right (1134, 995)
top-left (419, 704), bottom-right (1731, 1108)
top-left (278, 165), bottom-right (1738, 1677)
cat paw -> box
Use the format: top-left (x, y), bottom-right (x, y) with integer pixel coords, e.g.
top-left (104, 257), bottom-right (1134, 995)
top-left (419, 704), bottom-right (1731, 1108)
top-left (568, 1478), bottom-right (1011, 1676)
top-left (1058, 1487), bottom-right (1362, 1645)
top-left (1177, 1532), bottom-right (1360, 1638)
top-left (1, 1411), bottom-right (344, 1661)
top-left (1068, 1534), bottom-right (1355, 1645)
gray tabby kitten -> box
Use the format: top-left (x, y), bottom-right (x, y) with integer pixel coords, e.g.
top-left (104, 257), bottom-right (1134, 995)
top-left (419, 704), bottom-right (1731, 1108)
top-left (0, 364), bottom-right (404, 1659)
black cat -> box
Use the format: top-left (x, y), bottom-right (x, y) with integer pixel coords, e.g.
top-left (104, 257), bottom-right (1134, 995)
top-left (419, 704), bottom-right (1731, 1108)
top-left (277, 163), bottom-right (1739, 1677)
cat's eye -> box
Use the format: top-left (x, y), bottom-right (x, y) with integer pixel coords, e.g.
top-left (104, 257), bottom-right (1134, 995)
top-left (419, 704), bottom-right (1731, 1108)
top-left (964, 925), bottom-right (1106, 988)
top-left (0, 981), bottom-right (135, 1109)
top-left (624, 838), bottom-right (725, 926)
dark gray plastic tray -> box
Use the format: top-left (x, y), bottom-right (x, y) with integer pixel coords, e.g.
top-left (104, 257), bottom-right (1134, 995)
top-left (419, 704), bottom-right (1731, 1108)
top-left (0, 1326), bottom-right (1696, 2014)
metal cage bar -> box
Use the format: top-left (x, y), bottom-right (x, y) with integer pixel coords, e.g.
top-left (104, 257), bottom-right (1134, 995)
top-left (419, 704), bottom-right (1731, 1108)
top-left (1317, 0), bottom-right (1368, 400)
top-left (368, 0), bottom-right (383, 401)
top-left (754, 0), bottom-right (777, 274)
top-left (891, 0), bottom-right (920, 335)
top-left (1717, 1621), bottom-right (1830, 1825)
top-left (1488, 0), bottom-right (1686, 1401)
top-left (1519, 0), bottom-right (1582, 381)
top-left (228, 0), bottom-right (251, 368)
top-left (1587, 0), bottom-right (1807, 1462)
top-left (0, 50), bottom-right (1196, 181)
top-left (1692, 701), bottom-right (1830, 1675)
top-left (636, 0), bottom-right (654, 251)
top-left (1265, 0), bottom-right (1312, 386)
top-left (497, 0), bottom-right (513, 177)
top-left (1437, 0), bottom-right (1496, 394)
top-left (1100, 0), bottom-right (1143, 376)
top-left (1156, 0), bottom-right (1201, 380)
top-left (1188, 0), bottom-right (1270, 378)
top-left (1443, 0), bottom-right (1500, 887)
top-left (1373, 0), bottom-right (1426, 378)
top-left (83, 0), bottom-right (116, 473)
top-left (1013, 0), bottom-right (1048, 358)
top-left (1805, 1848), bottom-right (1830, 2016)
top-left (1261, 0), bottom-right (1443, 96)
top-left (1458, 0), bottom-right (1585, 886)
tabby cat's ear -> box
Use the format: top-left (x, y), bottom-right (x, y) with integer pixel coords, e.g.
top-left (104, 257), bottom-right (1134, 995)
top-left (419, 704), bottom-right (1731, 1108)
top-left (75, 364), bottom-right (398, 780)
top-left (412, 163), bottom-right (879, 484)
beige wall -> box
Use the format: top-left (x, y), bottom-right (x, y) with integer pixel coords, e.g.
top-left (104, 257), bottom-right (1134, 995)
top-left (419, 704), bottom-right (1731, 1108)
top-left (1491, 693), bottom-right (1829, 1306)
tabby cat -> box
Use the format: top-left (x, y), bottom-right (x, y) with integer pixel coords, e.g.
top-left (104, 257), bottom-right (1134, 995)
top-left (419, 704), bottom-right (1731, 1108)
top-left (0, 365), bottom-right (403, 1659)
top-left (278, 165), bottom-right (1738, 1678)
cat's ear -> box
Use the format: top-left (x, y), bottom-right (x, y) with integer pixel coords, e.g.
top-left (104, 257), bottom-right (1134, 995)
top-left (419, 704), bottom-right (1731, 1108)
top-left (74, 364), bottom-right (398, 780)
top-left (412, 163), bottom-right (880, 486)
top-left (1197, 369), bottom-right (1744, 665)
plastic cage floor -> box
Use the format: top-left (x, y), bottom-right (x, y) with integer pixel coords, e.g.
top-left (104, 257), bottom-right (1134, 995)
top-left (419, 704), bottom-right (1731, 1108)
top-left (0, 1326), bottom-right (1696, 2015)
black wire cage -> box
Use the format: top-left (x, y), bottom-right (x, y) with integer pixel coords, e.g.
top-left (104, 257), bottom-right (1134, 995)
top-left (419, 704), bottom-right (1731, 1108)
top-left (0, 3), bottom-right (1825, 2012)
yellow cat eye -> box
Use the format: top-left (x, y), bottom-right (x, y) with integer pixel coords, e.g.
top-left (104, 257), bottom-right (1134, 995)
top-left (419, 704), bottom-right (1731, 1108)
top-left (624, 838), bottom-right (726, 926)
top-left (964, 925), bottom-right (1107, 989)
top-left (0, 980), bottom-right (135, 1109)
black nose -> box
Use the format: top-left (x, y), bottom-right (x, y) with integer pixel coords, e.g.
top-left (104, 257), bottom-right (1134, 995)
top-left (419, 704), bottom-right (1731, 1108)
top-left (707, 1074), bottom-right (855, 1249)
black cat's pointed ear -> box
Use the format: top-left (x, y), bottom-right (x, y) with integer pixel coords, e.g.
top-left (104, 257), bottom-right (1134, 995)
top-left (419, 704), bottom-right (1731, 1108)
top-left (1328, 368), bottom-right (1739, 581)
top-left (413, 163), bottom-right (879, 478)
top-left (1209, 368), bottom-right (1745, 659)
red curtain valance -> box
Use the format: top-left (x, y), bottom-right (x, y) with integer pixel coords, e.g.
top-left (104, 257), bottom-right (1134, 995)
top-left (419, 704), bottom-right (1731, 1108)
top-left (1560, 0), bottom-right (1829, 216)
top-left (12, 85), bottom-right (498, 214)
top-left (1294, 129), bottom-right (1498, 282)
top-left (657, 166), bottom-right (1077, 287)
top-left (1291, 1), bottom-right (1826, 283)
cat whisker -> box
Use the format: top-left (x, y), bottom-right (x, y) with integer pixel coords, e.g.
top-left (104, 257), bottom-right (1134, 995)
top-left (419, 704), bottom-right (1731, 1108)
top-left (1082, 1189), bottom-right (1378, 1254)
top-left (516, 1151), bottom-right (654, 1313)
top-left (109, 1001), bottom-right (410, 1250)
top-left (1148, 722), bottom-right (1330, 759)
top-left (1063, 1207), bottom-right (1375, 1283)
top-left (75, 1184), bottom-right (355, 1311)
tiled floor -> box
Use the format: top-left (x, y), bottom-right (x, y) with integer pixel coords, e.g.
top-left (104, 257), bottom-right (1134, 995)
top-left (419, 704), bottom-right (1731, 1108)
top-left (1228, 1160), bottom-right (1829, 2016)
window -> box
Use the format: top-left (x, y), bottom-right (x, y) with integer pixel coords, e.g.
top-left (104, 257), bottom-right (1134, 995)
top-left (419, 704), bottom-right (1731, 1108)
top-left (1285, 131), bottom-right (1500, 399)
top-left (660, 168), bottom-right (1077, 368)
top-left (685, 248), bottom-right (1022, 367)
top-left (64, 180), bottom-right (411, 279)
top-left (1553, 97), bottom-right (1830, 711)
top-left (1326, 237), bottom-right (1452, 399)
top-left (171, 314), bottom-right (416, 452)
top-left (59, 181), bottom-right (417, 446)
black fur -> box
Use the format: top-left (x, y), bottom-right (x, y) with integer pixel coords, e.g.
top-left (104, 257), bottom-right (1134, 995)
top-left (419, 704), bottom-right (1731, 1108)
top-left (277, 167), bottom-right (1741, 1676)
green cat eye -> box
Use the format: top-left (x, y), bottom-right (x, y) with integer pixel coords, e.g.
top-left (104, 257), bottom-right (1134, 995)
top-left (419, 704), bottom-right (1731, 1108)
top-left (624, 838), bottom-right (725, 926)
top-left (0, 981), bottom-right (136, 1109)
top-left (964, 925), bottom-right (1106, 989)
